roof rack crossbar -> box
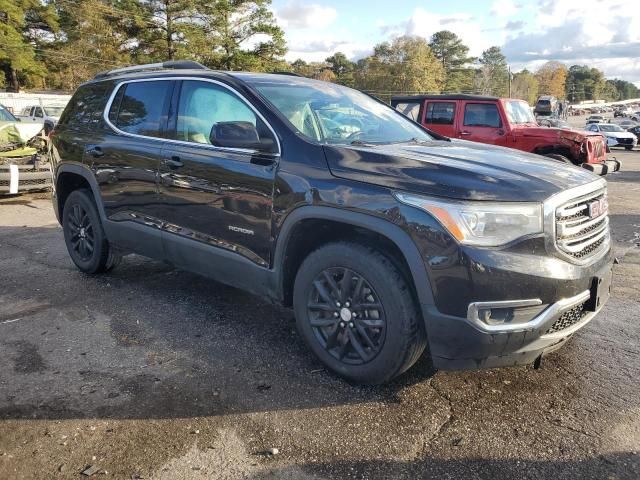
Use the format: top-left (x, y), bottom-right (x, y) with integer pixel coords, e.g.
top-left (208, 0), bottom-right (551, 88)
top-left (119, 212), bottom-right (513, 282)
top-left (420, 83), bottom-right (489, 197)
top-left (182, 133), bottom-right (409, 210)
top-left (95, 60), bottom-right (208, 79)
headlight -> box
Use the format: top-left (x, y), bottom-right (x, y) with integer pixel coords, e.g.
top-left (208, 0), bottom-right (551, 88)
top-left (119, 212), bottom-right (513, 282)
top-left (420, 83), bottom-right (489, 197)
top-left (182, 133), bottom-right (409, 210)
top-left (394, 192), bottom-right (543, 247)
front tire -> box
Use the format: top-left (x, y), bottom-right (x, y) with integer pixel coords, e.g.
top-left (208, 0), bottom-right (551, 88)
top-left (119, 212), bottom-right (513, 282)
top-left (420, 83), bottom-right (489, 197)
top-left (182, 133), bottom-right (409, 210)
top-left (293, 242), bottom-right (427, 384)
top-left (62, 189), bottom-right (120, 274)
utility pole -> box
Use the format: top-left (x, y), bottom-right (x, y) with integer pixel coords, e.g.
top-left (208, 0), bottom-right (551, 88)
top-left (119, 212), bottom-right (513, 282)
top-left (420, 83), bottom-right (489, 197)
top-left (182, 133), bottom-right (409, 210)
top-left (508, 65), bottom-right (512, 97)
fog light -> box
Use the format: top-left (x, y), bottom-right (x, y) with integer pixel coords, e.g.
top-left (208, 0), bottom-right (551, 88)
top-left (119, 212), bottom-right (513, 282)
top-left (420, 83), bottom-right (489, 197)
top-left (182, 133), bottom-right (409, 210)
top-left (477, 305), bottom-right (546, 326)
top-left (468, 299), bottom-right (547, 330)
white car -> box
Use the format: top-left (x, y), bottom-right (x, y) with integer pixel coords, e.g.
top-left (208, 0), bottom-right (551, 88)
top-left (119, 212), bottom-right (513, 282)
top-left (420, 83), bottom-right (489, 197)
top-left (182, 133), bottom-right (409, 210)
top-left (586, 123), bottom-right (637, 150)
top-left (18, 104), bottom-right (66, 134)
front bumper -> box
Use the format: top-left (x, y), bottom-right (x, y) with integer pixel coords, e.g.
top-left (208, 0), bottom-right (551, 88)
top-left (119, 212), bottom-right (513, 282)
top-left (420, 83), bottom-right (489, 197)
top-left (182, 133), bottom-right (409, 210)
top-left (605, 136), bottom-right (636, 148)
top-left (0, 160), bottom-right (52, 194)
top-left (423, 251), bottom-right (612, 370)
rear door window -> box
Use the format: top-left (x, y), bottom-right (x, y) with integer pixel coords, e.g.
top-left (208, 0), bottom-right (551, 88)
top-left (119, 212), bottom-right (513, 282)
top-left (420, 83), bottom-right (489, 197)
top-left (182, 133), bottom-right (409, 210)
top-left (463, 103), bottom-right (501, 128)
top-left (111, 80), bottom-right (172, 137)
top-left (425, 102), bottom-right (456, 125)
top-left (394, 102), bottom-right (421, 122)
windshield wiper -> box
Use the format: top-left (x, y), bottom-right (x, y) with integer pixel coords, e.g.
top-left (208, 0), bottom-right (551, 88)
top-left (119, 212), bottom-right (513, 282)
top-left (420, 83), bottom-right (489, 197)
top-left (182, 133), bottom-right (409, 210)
top-left (350, 140), bottom-right (376, 146)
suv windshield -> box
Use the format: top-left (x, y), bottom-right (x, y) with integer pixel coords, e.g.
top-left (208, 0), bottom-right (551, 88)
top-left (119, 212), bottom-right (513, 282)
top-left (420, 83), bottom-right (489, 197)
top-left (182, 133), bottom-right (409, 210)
top-left (249, 78), bottom-right (433, 145)
top-left (599, 124), bottom-right (624, 132)
top-left (505, 100), bottom-right (535, 124)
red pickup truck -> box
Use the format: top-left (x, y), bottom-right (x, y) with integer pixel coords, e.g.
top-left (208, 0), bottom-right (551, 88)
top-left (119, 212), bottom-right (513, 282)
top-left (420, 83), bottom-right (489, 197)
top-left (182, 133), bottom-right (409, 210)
top-left (391, 94), bottom-right (618, 175)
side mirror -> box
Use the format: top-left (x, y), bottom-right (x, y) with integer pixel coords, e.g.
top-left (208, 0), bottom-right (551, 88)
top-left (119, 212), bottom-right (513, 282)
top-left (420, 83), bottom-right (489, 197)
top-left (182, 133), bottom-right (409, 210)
top-left (210, 121), bottom-right (274, 152)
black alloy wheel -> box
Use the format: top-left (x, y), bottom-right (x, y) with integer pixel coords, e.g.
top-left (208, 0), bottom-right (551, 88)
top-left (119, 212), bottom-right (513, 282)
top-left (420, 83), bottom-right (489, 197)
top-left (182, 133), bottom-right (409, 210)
top-left (293, 242), bottom-right (427, 384)
top-left (307, 267), bottom-right (386, 365)
top-left (67, 203), bottom-right (95, 262)
top-left (63, 189), bottom-right (120, 274)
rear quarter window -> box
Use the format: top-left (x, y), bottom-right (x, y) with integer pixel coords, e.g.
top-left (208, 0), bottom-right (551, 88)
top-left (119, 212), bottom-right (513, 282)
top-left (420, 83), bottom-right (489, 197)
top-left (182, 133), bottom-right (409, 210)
top-left (58, 82), bottom-right (113, 130)
top-left (394, 102), bottom-right (421, 121)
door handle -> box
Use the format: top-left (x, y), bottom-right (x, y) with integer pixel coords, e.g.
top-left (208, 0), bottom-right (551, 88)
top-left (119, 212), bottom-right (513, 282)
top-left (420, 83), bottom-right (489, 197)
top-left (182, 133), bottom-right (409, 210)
top-left (164, 156), bottom-right (184, 169)
top-left (85, 145), bottom-right (104, 157)
top-left (460, 131), bottom-right (472, 136)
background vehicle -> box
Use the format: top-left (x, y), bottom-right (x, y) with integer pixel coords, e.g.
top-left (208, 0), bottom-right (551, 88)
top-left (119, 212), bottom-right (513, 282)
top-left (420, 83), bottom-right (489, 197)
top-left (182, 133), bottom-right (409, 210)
top-left (18, 104), bottom-right (66, 134)
top-left (616, 119), bottom-right (638, 128)
top-left (626, 125), bottom-right (640, 143)
top-left (538, 117), bottom-right (572, 129)
top-left (586, 115), bottom-right (605, 124)
top-left (586, 123), bottom-right (637, 150)
top-left (391, 94), bottom-right (617, 174)
top-left (1, 104), bottom-right (50, 194)
top-left (534, 95), bottom-right (558, 116)
top-left (632, 112), bottom-right (640, 122)
top-left (50, 62), bottom-right (613, 384)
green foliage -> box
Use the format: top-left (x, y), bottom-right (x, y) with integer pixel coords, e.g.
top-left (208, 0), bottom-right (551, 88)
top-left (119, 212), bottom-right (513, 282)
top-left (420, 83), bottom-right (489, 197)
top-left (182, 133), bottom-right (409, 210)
top-left (428, 30), bottom-right (475, 93)
top-left (325, 52), bottom-right (354, 86)
top-left (511, 69), bottom-right (538, 105)
top-left (353, 36), bottom-right (445, 101)
top-left (0, 0), bottom-right (58, 90)
top-left (474, 46), bottom-right (509, 97)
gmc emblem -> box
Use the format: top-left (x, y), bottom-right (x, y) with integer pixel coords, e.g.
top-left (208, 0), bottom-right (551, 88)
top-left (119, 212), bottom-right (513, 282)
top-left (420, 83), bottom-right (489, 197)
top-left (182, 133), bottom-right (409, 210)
top-left (588, 198), bottom-right (608, 219)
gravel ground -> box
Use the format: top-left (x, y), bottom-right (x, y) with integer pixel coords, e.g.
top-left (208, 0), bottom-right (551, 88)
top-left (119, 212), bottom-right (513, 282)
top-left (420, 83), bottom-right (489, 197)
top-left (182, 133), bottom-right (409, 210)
top-left (0, 148), bottom-right (639, 479)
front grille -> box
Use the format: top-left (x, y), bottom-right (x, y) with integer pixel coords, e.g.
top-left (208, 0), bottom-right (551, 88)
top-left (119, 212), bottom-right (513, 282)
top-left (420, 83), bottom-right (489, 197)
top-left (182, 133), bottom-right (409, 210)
top-left (555, 188), bottom-right (609, 262)
top-left (546, 302), bottom-right (588, 334)
top-left (617, 137), bottom-right (633, 145)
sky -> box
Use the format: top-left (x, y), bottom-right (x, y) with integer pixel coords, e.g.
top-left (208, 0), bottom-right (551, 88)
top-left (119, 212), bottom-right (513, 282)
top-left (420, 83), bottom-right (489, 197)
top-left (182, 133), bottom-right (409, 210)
top-left (270, 0), bottom-right (640, 86)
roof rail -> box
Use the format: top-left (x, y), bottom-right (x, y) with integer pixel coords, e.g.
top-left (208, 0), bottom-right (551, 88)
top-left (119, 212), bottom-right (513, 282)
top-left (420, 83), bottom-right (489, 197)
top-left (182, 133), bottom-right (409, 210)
top-left (94, 60), bottom-right (208, 79)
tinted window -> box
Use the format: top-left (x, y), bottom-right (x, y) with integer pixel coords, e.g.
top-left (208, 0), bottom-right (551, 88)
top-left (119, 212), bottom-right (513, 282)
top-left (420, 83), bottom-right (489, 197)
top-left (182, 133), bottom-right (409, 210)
top-left (113, 81), bottom-right (171, 137)
top-left (395, 102), bottom-right (421, 121)
top-left (176, 80), bottom-right (267, 146)
top-left (425, 102), bottom-right (455, 125)
top-left (58, 83), bottom-right (112, 129)
top-left (250, 79), bottom-right (432, 145)
top-left (463, 103), bottom-right (501, 128)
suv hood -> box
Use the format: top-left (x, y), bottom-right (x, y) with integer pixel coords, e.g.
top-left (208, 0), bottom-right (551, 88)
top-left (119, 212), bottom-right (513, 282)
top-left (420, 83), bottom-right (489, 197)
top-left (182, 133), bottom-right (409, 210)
top-left (513, 125), bottom-right (596, 140)
top-left (323, 139), bottom-right (598, 202)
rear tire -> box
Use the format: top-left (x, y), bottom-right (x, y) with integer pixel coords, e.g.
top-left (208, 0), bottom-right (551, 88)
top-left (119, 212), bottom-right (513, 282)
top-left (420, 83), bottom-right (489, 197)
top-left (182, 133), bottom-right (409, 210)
top-left (293, 242), bottom-right (427, 384)
top-left (625, 146), bottom-right (634, 151)
top-left (62, 189), bottom-right (120, 274)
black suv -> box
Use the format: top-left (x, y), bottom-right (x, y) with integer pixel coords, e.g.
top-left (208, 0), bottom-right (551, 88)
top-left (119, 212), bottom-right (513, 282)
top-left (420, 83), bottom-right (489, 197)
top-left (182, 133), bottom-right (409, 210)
top-left (50, 61), bottom-right (613, 384)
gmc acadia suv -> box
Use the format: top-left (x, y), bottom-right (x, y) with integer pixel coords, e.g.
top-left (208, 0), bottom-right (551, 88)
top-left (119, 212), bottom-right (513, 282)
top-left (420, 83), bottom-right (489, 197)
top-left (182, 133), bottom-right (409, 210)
top-left (50, 61), bottom-right (613, 384)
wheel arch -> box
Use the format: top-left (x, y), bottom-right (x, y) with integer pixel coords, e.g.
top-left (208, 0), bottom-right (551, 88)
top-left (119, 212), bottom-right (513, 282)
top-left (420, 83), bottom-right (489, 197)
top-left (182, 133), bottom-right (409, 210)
top-left (55, 164), bottom-right (106, 224)
top-left (273, 206), bottom-right (435, 310)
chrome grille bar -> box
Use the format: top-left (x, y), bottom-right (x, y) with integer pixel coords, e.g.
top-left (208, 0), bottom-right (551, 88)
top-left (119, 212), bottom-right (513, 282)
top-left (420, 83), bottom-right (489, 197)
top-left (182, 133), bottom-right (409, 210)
top-left (553, 184), bottom-right (609, 262)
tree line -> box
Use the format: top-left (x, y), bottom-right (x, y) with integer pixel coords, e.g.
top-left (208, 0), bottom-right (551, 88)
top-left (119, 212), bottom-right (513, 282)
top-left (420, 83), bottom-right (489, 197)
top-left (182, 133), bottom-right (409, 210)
top-left (2, 1), bottom-right (639, 104)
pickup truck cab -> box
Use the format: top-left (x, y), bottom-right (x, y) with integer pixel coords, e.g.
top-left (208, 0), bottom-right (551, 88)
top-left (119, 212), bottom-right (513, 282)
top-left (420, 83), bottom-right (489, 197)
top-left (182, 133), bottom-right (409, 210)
top-left (19, 104), bottom-right (66, 134)
top-left (391, 94), bottom-right (618, 175)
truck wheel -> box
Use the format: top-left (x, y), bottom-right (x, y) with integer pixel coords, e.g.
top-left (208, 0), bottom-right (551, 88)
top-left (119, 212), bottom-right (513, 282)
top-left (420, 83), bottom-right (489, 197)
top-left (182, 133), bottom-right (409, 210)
top-left (625, 146), bottom-right (634, 151)
top-left (293, 242), bottom-right (427, 384)
top-left (545, 153), bottom-right (573, 165)
top-left (62, 189), bottom-right (120, 274)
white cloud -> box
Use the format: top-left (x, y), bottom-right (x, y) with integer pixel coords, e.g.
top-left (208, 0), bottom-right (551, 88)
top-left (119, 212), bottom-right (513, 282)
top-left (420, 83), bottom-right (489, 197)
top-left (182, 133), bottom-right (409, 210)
top-left (503, 0), bottom-right (640, 83)
top-left (381, 8), bottom-right (494, 57)
top-left (491, 0), bottom-right (518, 17)
top-left (276, 2), bottom-right (337, 30)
